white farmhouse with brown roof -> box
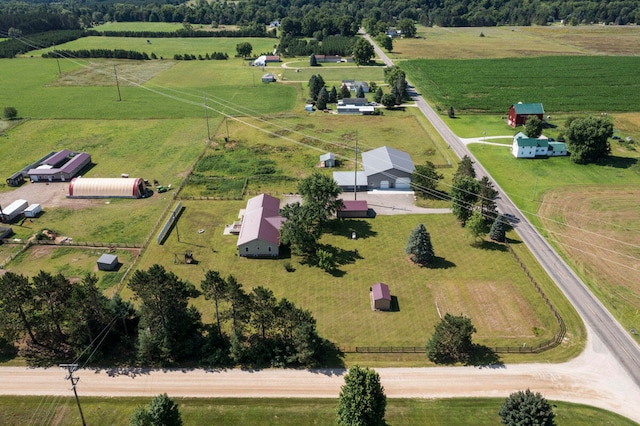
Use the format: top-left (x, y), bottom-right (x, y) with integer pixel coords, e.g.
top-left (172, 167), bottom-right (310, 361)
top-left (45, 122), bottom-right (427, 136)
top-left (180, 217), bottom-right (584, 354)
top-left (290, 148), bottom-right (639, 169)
top-left (237, 194), bottom-right (284, 258)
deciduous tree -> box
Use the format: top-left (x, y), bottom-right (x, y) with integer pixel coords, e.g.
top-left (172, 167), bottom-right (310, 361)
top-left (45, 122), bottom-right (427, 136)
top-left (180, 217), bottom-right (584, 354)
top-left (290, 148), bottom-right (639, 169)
top-left (426, 313), bottom-right (476, 364)
top-left (352, 37), bottom-right (374, 65)
top-left (337, 366), bottom-right (386, 426)
top-left (525, 115), bottom-right (543, 138)
top-left (397, 18), bottom-right (417, 38)
top-left (499, 389), bottom-right (555, 426)
top-left (565, 116), bottom-right (613, 164)
top-left (3, 106), bottom-right (17, 120)
top-left (297, 171), bottom-right (343, 225)
top-left (466, 210), bottom-right (487, 246)
top-left (375, 33), bottom-right (392, 51)
top-left (406, 223), bottom-right (435, 265)
top-left (411, 161), bottom-right (443, 197)
top-left (235, 42), bottom-right (252, 58)
top-left (130, 393), bottom-right (182, 426)
top-left (381, 93), bottom-right (396, 108)
top-left (451, 176), bottom-right (479, 226)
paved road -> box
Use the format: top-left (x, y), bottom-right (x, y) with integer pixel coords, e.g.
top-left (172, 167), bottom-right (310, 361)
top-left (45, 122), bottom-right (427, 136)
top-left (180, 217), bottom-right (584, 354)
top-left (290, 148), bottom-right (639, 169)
top-left (364, 32), bottom-right (640, 387)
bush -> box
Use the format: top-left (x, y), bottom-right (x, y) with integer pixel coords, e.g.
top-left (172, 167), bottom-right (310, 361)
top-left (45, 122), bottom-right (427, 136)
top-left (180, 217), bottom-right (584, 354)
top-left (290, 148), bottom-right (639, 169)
top-left (3, 107), bottom-right (17, 120)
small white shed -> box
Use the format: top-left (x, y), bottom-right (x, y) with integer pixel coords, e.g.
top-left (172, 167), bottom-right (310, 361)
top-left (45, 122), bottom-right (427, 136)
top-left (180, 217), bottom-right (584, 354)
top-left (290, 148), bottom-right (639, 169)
top-left (24, 204), bottom-right (42, 218)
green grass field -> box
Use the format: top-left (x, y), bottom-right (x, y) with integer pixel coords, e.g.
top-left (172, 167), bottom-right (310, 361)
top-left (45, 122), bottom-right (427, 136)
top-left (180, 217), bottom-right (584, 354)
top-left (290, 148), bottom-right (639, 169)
top-left (28, 36), bottom-right (279, 59)
top-left (402, 56), bottom-right (640, 113)
top-left (0, 396), bottom-right (634, 426)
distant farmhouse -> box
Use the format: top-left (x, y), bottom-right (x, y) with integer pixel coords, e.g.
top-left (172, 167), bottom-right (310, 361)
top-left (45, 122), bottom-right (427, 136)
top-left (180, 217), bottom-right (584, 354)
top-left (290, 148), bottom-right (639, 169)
top-left (337, 98), bottom-right (374, 115)
top-left (333, 146), bottom-right (415, 191)
top-left (262, 73), bottom-right (276, 83)
top-left (27, 150), bottom-right (91, 183)
top-left (512, 132), bottom-right (568, 158)
top-left (341, 80), bottom-right (369, 93)
top-left (252, 55), bottom-right (280, 67)
top-left (237, 193), bottom-right (285, 258)
top-left (508, 102), bottom-right (544, 128)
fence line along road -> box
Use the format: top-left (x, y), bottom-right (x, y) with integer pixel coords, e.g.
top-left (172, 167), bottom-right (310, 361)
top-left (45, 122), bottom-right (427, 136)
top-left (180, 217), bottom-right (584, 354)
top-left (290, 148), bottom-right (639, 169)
top-left (363, 31), bottom-right (640, 388)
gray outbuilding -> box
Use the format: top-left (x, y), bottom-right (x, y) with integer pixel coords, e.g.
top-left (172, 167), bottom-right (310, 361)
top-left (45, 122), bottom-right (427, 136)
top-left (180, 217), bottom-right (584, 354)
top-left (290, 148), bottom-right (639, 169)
top-left (362, 146), bottom-right (415, 190)
top-left (97, 253), bottom-right (118, 271)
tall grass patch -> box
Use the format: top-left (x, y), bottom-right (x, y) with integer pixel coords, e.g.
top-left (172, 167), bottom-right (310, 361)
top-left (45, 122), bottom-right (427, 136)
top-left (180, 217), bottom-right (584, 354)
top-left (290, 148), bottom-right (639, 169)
top-left (403, 56), bottom-right (640, 113)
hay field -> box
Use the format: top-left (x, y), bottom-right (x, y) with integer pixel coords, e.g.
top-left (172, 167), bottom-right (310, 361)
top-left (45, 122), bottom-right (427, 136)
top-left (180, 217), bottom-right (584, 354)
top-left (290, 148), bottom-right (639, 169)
top-left (392, 24), bottom-right (640, 60)
top-left (538, 186), bottom-right (640, 337)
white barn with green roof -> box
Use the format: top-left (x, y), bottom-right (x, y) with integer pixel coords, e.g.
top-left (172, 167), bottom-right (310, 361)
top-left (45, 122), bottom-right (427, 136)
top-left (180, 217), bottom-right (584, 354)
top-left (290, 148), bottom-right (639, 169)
top-left (512, 132), bottom-right (567, 158)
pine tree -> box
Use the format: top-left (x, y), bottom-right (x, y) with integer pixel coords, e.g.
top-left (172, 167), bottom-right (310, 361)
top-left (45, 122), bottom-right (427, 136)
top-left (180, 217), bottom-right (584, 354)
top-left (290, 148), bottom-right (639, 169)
top-left (499, 389), bottom-right (555, 426)
top-left (490, 214), bottom-right (506, 242)
top-left (406, 223), bottom-right (434, 265)
top-left (329, 86), bottom-right (338, 103)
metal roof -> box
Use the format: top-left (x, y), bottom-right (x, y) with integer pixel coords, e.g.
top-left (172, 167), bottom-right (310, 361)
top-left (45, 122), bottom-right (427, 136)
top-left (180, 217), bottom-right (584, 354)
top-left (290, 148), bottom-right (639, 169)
top-left (237, 194), bottom-right (283, 246)
top-left (333, 171), bottom-right (367, 187)
top-left (371, 283), bottom-right (391, 301)
top-left (512, 103), bottom-right (544, 115)
top-left (340, 200), bottom-right (368, 211)
top-left (68, 177), bottom-right (143, 198)
top-left (362, 146), bottom-right (415, 177)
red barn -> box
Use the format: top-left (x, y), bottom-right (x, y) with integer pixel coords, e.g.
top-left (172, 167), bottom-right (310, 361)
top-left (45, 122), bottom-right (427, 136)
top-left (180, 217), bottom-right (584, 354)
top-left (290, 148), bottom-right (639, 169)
top-left (507, 103), bottom-right (544, 128)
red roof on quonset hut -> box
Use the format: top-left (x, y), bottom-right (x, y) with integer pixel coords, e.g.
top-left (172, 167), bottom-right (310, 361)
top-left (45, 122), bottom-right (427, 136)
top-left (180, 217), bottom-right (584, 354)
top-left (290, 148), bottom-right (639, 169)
top-left (371, 283), bottom-right (391, 301)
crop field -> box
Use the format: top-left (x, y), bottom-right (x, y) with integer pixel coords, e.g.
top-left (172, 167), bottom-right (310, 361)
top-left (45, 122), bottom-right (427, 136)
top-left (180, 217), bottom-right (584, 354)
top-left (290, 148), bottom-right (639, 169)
top-left (401, 56), bottom-right (640, 114)
top-left (392, 25), bottom-right (640, 60)
top-left (279, 63), bottom-right (386, 85)
top-left (28, 36), bottom-right (279, 60)
top-left (0, 396), bottom-right (634, 426)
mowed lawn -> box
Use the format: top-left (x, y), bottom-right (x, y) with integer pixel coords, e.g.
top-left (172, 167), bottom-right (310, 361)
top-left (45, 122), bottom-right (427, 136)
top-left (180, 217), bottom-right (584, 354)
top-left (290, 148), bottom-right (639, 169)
top-left (137, 203), bottom-right (559, 349)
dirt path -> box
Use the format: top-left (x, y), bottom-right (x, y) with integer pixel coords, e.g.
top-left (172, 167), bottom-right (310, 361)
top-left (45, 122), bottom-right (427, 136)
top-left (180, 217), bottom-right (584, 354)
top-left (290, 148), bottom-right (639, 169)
top-left (1, 330), bottom-right (639, 423)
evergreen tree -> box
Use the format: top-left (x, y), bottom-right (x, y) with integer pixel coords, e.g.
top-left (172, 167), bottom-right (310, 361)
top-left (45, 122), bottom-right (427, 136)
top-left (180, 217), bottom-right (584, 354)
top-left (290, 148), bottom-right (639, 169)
top-left (426, 313), bottom-right (476, 364)
top-left (316, 86), bottom-right (329, 110)
top-left (478, 176), bottom-right (498, 222)
top-left (374, 87), bottom-right (383, 103)
top-left (356, 84), bottom-right (365, 99)
top-left (339, 83), bottom-right (351, 99)
top-left (337, 366), bottom-right (386, 426)
top-left (406, 223), bottom-right (435, 265)
top-left (499, 389), bottom-right (555, 426)
top-left (309, 54), bottom-right (318, 66)
top-left (308, 74), bottom-right (325, 101)
top-left (448, 106), bottom-right (455, 118)
top-left (454, 155), bottom-right (476, 180)
top-left (329, 86), bottom-right (338, 103)
top-left (489, 214), bottom-right (507, 242)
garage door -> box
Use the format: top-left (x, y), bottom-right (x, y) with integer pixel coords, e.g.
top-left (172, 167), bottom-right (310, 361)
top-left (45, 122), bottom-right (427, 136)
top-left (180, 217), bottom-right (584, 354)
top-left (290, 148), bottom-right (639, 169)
top-left (395, 178), bottom-right (411, 189)
top-left (380, 180), bottom-right (390, 189)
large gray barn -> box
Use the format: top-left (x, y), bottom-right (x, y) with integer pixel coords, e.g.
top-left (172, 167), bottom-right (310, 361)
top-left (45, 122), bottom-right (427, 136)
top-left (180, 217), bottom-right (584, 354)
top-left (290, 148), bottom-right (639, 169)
top-left (361, 146), bottom-right (415, 190)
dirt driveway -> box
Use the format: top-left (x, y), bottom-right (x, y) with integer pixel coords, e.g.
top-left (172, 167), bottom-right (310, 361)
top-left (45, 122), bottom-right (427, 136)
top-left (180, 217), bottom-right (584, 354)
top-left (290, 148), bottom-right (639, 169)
top-left (0, 182), bottom-right (99, 210)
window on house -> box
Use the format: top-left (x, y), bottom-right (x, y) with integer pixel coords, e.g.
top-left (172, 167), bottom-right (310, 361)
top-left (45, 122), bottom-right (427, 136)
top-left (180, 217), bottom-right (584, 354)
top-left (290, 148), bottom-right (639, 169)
top-left (245, 247), bottom-right (248, 252)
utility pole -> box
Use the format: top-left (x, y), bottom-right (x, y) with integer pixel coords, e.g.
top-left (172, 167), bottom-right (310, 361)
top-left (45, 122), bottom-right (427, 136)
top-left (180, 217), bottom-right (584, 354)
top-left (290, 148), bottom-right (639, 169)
top-left (60, 364), bottom-right (87, 426)
top-left (204, 93), bottom-right (211, 142)
top-left (113, 65), bottom-right (122, 102)
top-left (225, 117), bottom-right (230, 142)
top-left (354, 131), bottom-right (358, 200)
top-left (53, 43), bottom-right (62, 76)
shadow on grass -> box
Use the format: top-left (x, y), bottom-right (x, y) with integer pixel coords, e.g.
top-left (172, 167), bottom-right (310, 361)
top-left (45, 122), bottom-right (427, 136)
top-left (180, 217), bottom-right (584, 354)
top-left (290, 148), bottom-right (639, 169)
top-left (599, 155), bottom-right (637, 169)
top-left (466, 344), bottom-right (504, 368)
top-left (479, 240), bottom-right (508, 252)
top-left (325, 219), bottom-right (377, 239)
top-left (302, 243), bottom-right (362, 276)
top-left (390, 295), bottom-right (400, 312)
top-left (428, 256), bottom-right (456, 269)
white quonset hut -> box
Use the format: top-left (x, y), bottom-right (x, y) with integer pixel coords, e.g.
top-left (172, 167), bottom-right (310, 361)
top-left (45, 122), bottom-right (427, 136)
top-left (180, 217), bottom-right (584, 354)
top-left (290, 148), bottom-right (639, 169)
top-left (67, 178), bottom-right (145, 199)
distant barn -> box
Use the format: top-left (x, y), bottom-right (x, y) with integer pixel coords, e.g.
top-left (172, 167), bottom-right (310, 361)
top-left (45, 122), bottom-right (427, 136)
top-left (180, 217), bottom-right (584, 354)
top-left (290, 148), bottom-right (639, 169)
top-left (28, 150), bottom-right (91, 183)
top-left (370, 283), bottom-right (391, 311)
top-left (508, 103), bottom-right (544, 128)
top-left (67, 177), bottom-right (145, 199)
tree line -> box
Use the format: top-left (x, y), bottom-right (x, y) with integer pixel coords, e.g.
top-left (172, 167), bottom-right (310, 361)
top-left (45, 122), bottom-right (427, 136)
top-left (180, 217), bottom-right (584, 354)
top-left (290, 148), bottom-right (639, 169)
top-left (42, 48), bottom-right (151, 60)
top-left (0, 266), bottom-right (336, 368)
top-left (3, 0), bottom-right (638, 39)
